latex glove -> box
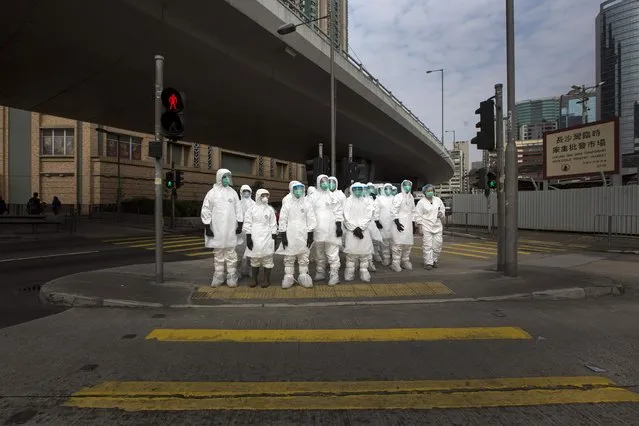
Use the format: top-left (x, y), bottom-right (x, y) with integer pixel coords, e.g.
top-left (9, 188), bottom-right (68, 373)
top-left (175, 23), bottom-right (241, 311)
top-left (375, 220), bottom-right (383, 229)
top-left (235, 222), bottom-right (243, 235)
top-left (246, 234), bottom-right (253, 250)
top-left (394, 218), bottom-right (404, 232)
top-left (279, 232), bottom-right (288, 249)
top-left (307, 232), bottom-right (314, 248)
top-left (205, 224), bottom-right (214, 237)
top-left (353, 227), bottom-right (364, 239)
top-left (335, 222), bottom-right (343, 237)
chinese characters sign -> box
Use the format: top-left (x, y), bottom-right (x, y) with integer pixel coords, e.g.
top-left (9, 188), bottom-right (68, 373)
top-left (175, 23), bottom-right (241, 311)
top-left (543, 118), bottom-right (619, 179)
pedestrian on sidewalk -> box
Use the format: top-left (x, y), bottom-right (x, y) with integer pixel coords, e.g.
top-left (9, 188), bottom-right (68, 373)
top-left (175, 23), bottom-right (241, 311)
top-left (51, 196), bottom-right (62, 215)
top-left (201, 169), bottom-right (244, 288)
top-left (376, 183), bottom-right (395, 266)
top-left (276, 181), bottom-right (317, 289)
top-left (237, 184), bottom-right (256, 279)
top-left (390, 179), bottom-right (416, 272)
top-left (415, 184), bottom-right (446, 270)
top-left (343, 183), bottom-right (374, 282)
top-left (243, 189), bottom-right (278, 288)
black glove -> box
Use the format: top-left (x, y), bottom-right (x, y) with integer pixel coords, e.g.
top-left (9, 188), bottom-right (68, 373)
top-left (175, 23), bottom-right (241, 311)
top-left (235, 222), bottom-right (243, 235)
top-left (375, 220), bottom-right (383, 229)
top-left (273, 234), bottom-right (281, 251)
top-left (205, 224), bottom-right (214, 237)
top-left (353, 227), bottom-right (364, 239)
top-left (246, 234), bottom-right (253, 250)
top-left (279, 231), bottom-right (288, 249)
top-left (335, 222), bottom-right (343, 237)
top-left (307, 232), bottom-right (314, 248)
top-left (394, 218), bottom-right (405, 232)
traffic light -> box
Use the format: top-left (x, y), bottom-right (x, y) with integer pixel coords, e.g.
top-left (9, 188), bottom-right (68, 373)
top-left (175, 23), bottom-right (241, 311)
top-left (471, 99), bottom-right (495, 150)
top-left (476, 167), bottom-right (487, 190)
top-left (486, 171), bottom-right (497, 189)
top-left (165, 171), bottom-right (175, 189)
top-left (175, 170), bottom-right (184, 189)
top-left (160, 88), bottom-right (185, 140)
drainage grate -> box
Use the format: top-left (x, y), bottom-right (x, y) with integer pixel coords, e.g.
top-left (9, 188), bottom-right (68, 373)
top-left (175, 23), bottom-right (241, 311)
top-left (16, 284), bottom-right (42, 294)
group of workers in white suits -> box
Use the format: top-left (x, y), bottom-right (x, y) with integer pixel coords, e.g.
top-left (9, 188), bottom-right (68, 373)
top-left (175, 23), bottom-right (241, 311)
top-left (200, 169), bottom-right (446, 289)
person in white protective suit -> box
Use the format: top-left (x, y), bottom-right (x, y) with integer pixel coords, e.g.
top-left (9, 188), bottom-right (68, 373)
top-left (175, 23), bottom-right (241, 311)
top-left (376, 183), bottom-right (395, 266)
top-left (391, 186), bottom-right (398, 196)
top-left (342, 183), bottom-right (374, 282)
top-left (415, 184), bottom-right (446, 270)
top-left (276, 181), bottom-right (317, 289)
top-left (237, 184), bottom-right (256, 278)
top-left (307, 186), bottom-right (316, 197)
top-left (201, 169), bottom-right (244, 287)
top-left (328, 176), bottom-right (346, 205)
top-left (364, 182), bottom-right (383, 272)
top-left (243, 189), bottom-right (278, 287)
top-left (390, 179), bottom-right (416, 272)
top-left (282, 186), bottom-right (314, 209)
top-left (308, 174), bottom-right (343, 285)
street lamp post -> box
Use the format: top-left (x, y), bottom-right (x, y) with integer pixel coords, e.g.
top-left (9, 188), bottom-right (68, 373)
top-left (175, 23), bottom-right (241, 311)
top-left (96, 128), bottom-right (121, 221)
top-left (566, 82), bottom-right (605, 125)
top-left (278, 10), bottom-right (337, 175)
top-left (427, 68), bottom-right (444, 145)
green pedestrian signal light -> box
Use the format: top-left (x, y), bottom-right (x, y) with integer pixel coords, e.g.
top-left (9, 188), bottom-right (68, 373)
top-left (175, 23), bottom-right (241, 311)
top-left (165, 171), bottom-right (175, 189)
top-left (487, 172), bottom-right (497, 189)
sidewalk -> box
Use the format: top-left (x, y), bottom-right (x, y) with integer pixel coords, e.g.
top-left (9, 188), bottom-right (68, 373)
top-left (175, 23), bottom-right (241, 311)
top-left (40, 248), bottom-right (637, 309)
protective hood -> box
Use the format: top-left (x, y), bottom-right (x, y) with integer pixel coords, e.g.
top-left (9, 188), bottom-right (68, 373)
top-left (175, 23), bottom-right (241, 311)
top-left (240, 184), bottom-right (252, 194)
top-left (349, 182), bottom-right (366, 197)
top-left (255, 188), bottom-right (269, 199)
top-left (216, 168), bottom-right (232, 185)
top-left (307, 186), bottom-right (316, 196)
top-left (328, 176), bottom-right (339, 188)
top-left (316, 174), bottom-right (329, 190)
top-left (288, 180), bottom-right (304, 193)
top-left (401, 179), bottom-right (413, 187)
top-left (383, 183), bottom-right (394, 195)
top-left (423, 184), bottom-right (435, 192)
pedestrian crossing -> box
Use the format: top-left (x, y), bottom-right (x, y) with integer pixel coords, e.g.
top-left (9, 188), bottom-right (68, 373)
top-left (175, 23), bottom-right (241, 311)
top-left (103, 234), bottom-right (591, 261)
top-left (64, 323), bottom-right (639, 412)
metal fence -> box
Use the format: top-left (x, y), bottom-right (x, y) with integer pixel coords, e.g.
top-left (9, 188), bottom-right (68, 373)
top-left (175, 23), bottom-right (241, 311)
top-left (450, 186), bottom-right (639, 236)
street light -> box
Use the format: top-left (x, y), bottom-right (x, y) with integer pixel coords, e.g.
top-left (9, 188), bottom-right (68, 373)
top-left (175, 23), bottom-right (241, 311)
top-left (95, 127), bottom-right (121, 220)
top-left (427, 68), bottom-right (444, 145)
top-left (277, 12), bottom-right (337, 175)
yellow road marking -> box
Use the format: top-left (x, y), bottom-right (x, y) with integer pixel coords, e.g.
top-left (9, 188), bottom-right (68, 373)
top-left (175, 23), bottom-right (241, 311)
top-left (66, 376), bottom-right (639, 411)
top-left (146, 241), bottom-right (202, 251)
top-left (186, 251), bottom-right (214, 257)
top-left (453, 242), bottom-right (533, 255)
top-left (103, 235), bottom-right (178, 243)
top-left (144, 327), bottom-right (532, 342)
top-left (128, 237), bottom-right (199, 248)
top-left (165, 245), bottom-right (205, 253)
top-left (442, 249), bottom-right (492, 259)
top-left (520, 239), bottom-right (590, 248)
top-left (193, 282), bottom-right (454, 300)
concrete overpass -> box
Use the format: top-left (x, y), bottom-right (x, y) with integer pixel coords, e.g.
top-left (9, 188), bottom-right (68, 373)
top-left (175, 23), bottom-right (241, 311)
top-left (0, 0), bottom-right (454, 185)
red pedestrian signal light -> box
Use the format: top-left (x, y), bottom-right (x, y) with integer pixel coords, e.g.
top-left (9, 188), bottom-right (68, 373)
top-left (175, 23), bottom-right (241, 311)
top-left (161, 88), bottom-right (184, 113)
top-left (161, 88), bottom-right (185, 139)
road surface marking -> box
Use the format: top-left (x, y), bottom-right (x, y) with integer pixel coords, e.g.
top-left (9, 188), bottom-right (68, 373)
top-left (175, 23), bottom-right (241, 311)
top-left (0, 250), bottom-right (100, 263)
top-left (451, 242), bottom-right (533, 255)
top-left (192, 281), bottom-right (454, 300)
top-left (520, 238), bottom-right (590, 248)
top-left (66, 376), bottom-right (639, 411)
top-left (103, 234), bottom-right (178, 243)
top-left (144, 326), bottom-right (532, 342)
top-left (127, 237), bottom-right (198, 248)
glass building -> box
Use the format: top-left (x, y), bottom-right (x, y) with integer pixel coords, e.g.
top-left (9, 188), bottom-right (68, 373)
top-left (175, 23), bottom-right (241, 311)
top-left (596, 0), bottom-right (639, 157)
top-left (515, 97), bottom-right (560, 139)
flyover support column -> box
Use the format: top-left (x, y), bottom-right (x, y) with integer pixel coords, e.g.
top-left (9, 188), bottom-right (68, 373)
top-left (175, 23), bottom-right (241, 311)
top-left (154, 55), bottom-right (164, 283)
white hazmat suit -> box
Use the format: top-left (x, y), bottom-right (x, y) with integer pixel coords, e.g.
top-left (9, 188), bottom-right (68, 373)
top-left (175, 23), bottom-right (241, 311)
top-left (376, 183), bottom-right (395, 266)
top-left (342, 183), bottom-right (374, 282)
top-left (243, 189), bottom-right (278, 286)
top-left (201, 168), bottom-right (243, 287)
top-left (415, 185), bottom-right (446, 269)
top-left (238, 184), bottom-right (256, 278)
top-left (308, 174), bottom-right (343, 285)
top-left (276, 181), bottom-right (317, 289)
top-left (390, 179), bottom-right (416, 272)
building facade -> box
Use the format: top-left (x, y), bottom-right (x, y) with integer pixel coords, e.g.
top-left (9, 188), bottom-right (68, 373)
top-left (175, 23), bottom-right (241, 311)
top-left (291, 0), bottom-right (348, 52)
top-left (515, 97), bottom-right (560, 140)
top-left (520, 121), bottom-right (558, 140)
top-left (596, 0), bottom-right (639, 158)
top-left (436, 141), bottom-right (469, 197)
top-left (0, 107), bottom-right (305, 212)
top-left (516, 139), bottom-right (544, 181)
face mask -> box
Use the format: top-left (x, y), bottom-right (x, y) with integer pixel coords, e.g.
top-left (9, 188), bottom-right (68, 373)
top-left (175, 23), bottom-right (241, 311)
top-left (425, 191), bottom-right (434, 198)
top-left (353, 188), bottom-right (363, 198)
top-left (293, 187), bottom-right (304, 198)
top-left (222, 176), bottom-right (231, 187)
top-left (320, 181), bottom-right (329, 191)
top-left (261, 196), bottom-right (269, 204)
top-left (384, 188), bottom-right (392, 196)
top-left (402, 184), bottom-right (411, 193)
top-left (329, 181), bottom-right (337, 191)
top-left (242, 192), bottom-right (251, 199)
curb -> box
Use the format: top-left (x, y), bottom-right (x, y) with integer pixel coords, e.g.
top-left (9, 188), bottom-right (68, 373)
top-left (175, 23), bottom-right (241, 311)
top-left (443, 231), bottom-right (488, 240)
top-left (604, 249), bottom-right (639, 255)
top-left (40, 284), bottom-right (625, 309)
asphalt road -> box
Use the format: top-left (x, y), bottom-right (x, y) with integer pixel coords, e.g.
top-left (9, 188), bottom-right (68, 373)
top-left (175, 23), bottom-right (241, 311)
top-left (0, 298), bottom-right (638, 424)
top-left (0, 233), bottom-right (199, 329)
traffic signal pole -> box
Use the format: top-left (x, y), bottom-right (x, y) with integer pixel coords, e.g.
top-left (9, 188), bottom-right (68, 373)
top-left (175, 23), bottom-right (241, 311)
top-left (170, 161), bottom-right (176, 229)
top-left (504, 0), bottom-right (518, 277)
top-left (154, 55), bottom-right (164, 283)
top-left (495, 84), bottom-right (505, 271)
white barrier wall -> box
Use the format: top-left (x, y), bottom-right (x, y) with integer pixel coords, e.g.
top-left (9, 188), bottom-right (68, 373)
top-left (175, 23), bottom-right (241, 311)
top-left (451, 186), bottom-right (639, 235)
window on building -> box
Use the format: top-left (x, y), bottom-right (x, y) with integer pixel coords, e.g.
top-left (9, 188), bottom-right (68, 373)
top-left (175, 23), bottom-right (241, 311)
top-left (221, 152), bottom-right (254, 176)
top-left (105, 133), bottom-right (142, 160)
top-left (41, 128), bottom-right (74, 156)
top-left (276, 162), bottom-right (287, 180)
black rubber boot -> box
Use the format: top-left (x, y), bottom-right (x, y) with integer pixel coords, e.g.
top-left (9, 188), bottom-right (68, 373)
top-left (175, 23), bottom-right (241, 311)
top-left (262, 268), bottom-right (272, 288)
top-left (250, 267), bottom-right (260, 287)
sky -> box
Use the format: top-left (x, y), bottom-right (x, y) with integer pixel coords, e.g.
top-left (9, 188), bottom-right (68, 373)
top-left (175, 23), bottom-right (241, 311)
top-left (347, 0), bottom-right (604, 164)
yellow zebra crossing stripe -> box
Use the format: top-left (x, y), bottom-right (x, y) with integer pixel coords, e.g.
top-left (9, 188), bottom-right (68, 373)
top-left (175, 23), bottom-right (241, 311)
top-left (66, 376), bottom-right (639, 411)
